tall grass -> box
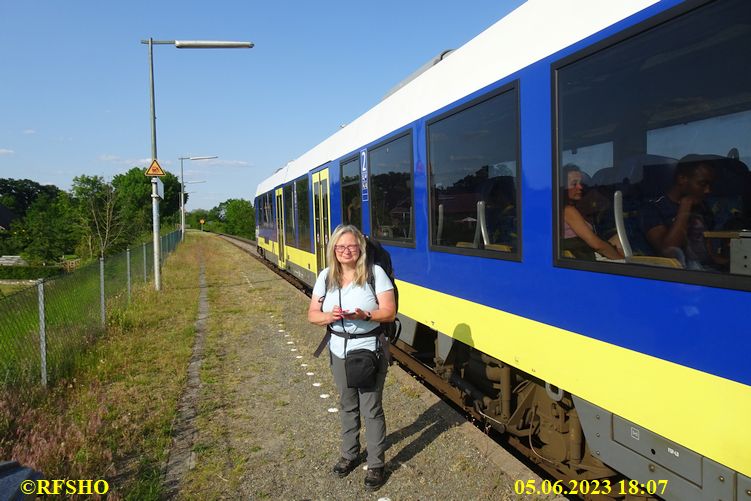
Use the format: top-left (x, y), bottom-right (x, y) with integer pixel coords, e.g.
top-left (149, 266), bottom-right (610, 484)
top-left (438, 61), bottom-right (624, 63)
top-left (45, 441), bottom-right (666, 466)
top-left (0, 231), bottom-right (203, 499)
top-left (0, 234), bottom-right (178, 390)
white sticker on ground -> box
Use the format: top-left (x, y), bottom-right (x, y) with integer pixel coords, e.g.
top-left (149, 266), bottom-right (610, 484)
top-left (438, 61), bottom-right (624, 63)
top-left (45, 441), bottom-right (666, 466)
top-left (278, 329), bottom-right (284, 333)
top-left (291, 348), bottom-right (298, 352)
top-left (320, 394), bottom-right (330, 399)
top-left (306, 372), bottom-right (314, 376)
top-left (296, 355), bottom-right (302, 359)
top-left (313, 382), bottom-right (321, 387)
top-left (327, 408), bottom-right (338, 413)
top-left (301, 364), bottom-right (308, 367)
top-left (286, 341), bottom-right (294, 344)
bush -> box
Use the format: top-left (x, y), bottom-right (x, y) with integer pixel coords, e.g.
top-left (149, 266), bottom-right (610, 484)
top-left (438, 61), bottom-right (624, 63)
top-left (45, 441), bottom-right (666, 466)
top-left (0, 266), bottom-right (64, 280)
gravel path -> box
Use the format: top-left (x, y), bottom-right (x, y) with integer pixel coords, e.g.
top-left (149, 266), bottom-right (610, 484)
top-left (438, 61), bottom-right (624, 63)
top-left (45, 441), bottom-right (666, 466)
top-left (179, 235), bottom-right (559, 500)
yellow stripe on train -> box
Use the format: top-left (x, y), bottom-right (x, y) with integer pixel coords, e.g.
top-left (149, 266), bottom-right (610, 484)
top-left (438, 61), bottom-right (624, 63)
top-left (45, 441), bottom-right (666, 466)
top-left (397, 279), bottom-right (751, 477)
top-left (285, 246), bottom-right (316, 273)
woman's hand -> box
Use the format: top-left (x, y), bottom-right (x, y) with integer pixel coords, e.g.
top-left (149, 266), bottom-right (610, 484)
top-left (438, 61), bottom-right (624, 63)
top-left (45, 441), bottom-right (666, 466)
top-left (308, 295), bottom-right (345, 326)
top-left (341, 308), bottom-right (368, 321)
top-left (331, 305), bottom-right (346, 322)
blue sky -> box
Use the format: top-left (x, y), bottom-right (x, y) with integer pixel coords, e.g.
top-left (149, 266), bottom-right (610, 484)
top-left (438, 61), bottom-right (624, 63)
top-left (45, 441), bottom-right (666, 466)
top-left (0, 1), bottom-right (525, 210)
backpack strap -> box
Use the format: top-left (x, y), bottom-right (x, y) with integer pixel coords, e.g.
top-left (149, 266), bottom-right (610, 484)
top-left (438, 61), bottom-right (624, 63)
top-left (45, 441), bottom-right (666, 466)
top-left (313, 329), bottom-right (331, 358)
top-left (368, 265), bottom-right (378, 305)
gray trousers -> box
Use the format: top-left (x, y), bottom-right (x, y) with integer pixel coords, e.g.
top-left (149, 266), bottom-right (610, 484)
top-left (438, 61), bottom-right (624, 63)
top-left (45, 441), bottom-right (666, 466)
top-left (331, 352), bottom-right (388, 468)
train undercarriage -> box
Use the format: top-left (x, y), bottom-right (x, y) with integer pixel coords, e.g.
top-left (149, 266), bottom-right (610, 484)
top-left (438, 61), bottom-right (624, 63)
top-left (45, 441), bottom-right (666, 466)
top-left (391, 322), bottom-right (630, 500)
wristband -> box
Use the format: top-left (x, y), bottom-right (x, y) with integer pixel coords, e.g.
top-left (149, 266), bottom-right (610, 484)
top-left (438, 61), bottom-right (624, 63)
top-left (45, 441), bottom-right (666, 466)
top-left (365, 311), bottom-right (372, 321)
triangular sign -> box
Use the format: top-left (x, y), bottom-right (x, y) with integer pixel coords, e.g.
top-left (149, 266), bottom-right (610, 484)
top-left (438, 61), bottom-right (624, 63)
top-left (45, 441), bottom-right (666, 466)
top-left (145, 159), bottom-right (166, 176)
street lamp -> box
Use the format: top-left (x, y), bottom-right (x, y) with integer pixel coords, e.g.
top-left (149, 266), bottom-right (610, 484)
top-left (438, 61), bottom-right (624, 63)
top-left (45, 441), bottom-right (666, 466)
top-left (142, 38), bottom-right (252, 291)
top-left (179, 155), bottom-right (215, 241)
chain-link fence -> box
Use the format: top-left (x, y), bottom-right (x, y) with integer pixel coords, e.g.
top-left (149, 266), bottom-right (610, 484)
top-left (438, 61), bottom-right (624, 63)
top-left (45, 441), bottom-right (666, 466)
top-left (0, 229), bottom-right (182, 390)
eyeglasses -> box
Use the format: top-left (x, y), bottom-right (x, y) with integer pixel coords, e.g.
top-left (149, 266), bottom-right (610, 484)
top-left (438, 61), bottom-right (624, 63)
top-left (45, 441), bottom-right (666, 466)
top-left (334, 244), bottom-right (359, 253)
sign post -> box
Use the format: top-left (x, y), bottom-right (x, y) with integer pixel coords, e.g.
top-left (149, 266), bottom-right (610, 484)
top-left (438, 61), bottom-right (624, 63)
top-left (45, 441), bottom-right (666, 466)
top-left (145, 160), bottom-right (165, 291)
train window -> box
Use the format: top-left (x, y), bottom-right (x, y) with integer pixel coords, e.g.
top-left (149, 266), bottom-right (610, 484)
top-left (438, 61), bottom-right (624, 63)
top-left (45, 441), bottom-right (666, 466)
top-left (369, 133), bottom-right (414, 243)
top-left (254, 197), bottom-right (262, 227)
top-left (341, 156), bottom-right (362, 229)
top-left (296, 176), bottom-right (311, 252)
top-left (264, 193), bottom-right (273, 230)
top-left (555, 0), bottom-right (751, 288)
top-left (428, 86), bottom-right (519, 255)
top-left (283, 184), bottom-right (295, 248)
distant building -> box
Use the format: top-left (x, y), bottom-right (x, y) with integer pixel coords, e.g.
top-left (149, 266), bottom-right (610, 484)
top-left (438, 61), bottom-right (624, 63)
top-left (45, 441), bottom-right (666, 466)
top-left (0, 255), bottom-right (28, 266)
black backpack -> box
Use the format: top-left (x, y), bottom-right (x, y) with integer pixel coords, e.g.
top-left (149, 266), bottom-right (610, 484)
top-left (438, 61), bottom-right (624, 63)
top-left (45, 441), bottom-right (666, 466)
top-left (365, 236), bottom-right (401, 344)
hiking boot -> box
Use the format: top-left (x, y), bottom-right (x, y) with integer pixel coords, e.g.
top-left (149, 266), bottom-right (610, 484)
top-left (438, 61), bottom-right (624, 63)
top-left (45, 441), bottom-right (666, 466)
top-left (332, 457), bottom-right (358, 478)
top-left (364, 467), bottom-right (385, 491)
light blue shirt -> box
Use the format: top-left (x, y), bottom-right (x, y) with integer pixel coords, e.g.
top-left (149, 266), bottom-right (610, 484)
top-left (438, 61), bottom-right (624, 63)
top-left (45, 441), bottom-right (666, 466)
top-left (313, 265), bottom-right (394, 359)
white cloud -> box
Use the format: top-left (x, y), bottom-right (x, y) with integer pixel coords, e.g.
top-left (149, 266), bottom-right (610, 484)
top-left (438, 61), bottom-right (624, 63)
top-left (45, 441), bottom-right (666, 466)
top-left (0, 149), bottom-right (14, 156)
top-left (190, 158), bottom-right (253, 169)
top-left (99, 154), bottom-right (153, 167)
top-left (23, 129), bottom-right (36, 135)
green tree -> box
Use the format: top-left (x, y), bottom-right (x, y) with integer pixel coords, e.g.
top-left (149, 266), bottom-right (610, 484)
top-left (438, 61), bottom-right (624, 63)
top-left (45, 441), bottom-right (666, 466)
top-left (71, 175), bottom-right (124, 258)
top-left (9, 192), bottom-right (80, 263)
top-left (159, 171), bottom-right (182, 223)
top-left (223, 199), bottom-right (255, 238)
top-left (0, 178), bottom-right (61, 218)
top-left (111, 167), bottom-right (182, 237)
top-left (186, 208), bottom-right (210, 230)
top-left (111, 167), bottom-right (152, 242)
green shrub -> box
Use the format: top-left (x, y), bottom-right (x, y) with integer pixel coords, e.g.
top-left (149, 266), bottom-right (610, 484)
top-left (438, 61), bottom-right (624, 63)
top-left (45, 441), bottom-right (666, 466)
top-left (0, 266), bottom-right (64, 280)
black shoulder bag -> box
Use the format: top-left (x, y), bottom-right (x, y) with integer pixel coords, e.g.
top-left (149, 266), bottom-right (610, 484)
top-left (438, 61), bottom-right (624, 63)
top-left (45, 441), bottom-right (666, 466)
top-left (339, 289), bottom-right (381, 389)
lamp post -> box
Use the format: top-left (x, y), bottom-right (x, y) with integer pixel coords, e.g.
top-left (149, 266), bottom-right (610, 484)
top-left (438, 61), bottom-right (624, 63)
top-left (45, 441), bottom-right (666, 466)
top-left (179, 156), bottom-right (215, 241)
top-left (142, 38), bottom-right (252, 290)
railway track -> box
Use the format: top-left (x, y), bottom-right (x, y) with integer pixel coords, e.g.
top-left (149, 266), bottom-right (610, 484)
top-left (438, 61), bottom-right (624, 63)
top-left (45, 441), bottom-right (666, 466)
top-left (216, 232), bottom-right (644, 501)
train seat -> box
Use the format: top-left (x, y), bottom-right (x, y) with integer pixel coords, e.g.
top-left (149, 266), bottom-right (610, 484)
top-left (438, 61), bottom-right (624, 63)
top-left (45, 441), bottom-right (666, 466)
top-left (614, 190), bottom-right (682, 269)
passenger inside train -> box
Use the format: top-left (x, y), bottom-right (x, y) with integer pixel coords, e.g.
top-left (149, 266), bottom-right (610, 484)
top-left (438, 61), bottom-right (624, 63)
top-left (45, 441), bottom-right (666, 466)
top-left (561, 164), bottom-right (624, 261)
top-left (559, 151), bottom-right (751, 275)
top-left (642, 154), bottom-right (728, 271)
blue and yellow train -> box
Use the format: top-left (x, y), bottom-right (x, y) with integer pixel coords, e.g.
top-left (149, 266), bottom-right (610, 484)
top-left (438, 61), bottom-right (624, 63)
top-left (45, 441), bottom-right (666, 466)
top-left (255, 1), bottom-right (751, 498)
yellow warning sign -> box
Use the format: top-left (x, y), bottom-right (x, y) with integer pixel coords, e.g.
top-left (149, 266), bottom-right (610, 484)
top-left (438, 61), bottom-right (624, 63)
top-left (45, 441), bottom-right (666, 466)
top-left (145, 159), bottom-right (166, 176)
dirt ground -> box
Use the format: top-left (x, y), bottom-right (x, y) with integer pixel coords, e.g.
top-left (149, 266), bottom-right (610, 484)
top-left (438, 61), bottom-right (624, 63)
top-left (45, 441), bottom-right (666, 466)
top-left (172, 234), bottom-right (559, 500)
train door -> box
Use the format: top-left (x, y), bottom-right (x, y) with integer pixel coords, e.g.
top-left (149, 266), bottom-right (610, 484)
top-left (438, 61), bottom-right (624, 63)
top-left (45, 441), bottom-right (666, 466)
top-left (275, 187), bottom-right (286, 269)
top-left (312, 169), bottom-right (331, 273)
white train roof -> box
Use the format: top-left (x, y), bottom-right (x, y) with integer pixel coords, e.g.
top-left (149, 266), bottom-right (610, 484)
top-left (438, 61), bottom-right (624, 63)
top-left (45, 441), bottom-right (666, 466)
top-left (255, 0), bottom-right (659, 197)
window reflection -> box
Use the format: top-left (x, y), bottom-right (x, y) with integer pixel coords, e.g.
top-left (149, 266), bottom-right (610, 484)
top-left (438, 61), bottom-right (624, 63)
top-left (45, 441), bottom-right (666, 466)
top-left (556, 0), bottom-right (751, 277)
top-left (369, 134), bottom-right (413, 242)
top-left (429, 89), bottom-right (519, 253)
top-left (341, 156), bottom-right (362, 229)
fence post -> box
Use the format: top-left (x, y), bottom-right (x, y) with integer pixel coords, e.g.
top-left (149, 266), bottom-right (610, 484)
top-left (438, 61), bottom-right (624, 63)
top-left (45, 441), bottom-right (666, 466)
top-left (99, 256), bottom-right (106, 328)
top-left (143, 242), bottom-right (147, 282)
top-left (126, 247), bottom-right (132, 304)
top-left (36, 279), bottom-right (47, 387)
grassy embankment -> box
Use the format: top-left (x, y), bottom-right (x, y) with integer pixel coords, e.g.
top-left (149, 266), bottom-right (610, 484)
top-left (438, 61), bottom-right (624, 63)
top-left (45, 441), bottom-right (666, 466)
top-left (0, 232), bottom-right (207, 499)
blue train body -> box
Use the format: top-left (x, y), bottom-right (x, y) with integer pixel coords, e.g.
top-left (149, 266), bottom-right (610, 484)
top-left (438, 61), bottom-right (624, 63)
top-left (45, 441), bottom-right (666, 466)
top-left (255, 1), bottom-right (751, 497)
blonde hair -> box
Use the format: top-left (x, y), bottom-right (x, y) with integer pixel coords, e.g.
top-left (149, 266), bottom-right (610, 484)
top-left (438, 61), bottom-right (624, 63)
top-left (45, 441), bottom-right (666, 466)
top-left (326, 224), bottom-right (367, 291)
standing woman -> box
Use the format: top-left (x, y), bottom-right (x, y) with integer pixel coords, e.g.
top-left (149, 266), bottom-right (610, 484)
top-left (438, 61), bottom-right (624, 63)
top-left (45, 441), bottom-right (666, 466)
top-left (308, 224), bottom-right (396, 491)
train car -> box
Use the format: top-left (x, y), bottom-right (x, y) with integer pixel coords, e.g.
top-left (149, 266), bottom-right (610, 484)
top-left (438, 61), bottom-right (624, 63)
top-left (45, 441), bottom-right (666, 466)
top-left (254, 1), bottom-right (751, 499)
